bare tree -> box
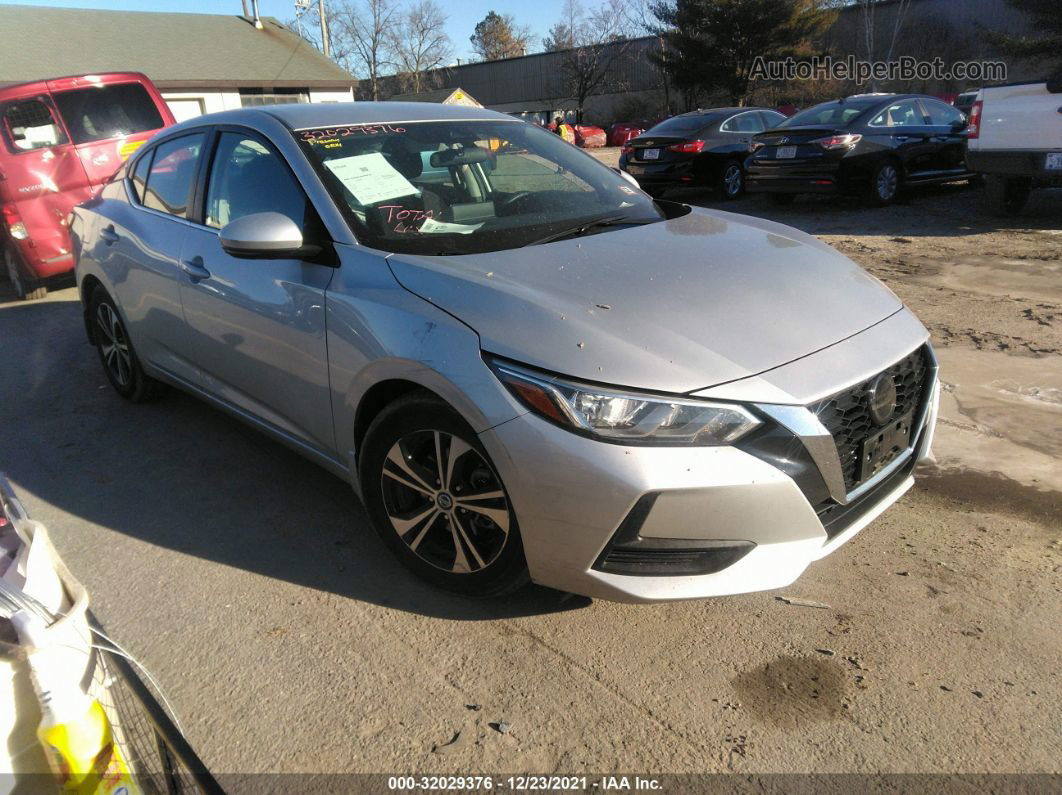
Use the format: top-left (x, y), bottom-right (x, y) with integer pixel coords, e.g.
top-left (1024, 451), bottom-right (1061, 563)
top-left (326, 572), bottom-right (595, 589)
top-left (469, 11), bottom-right (533, 61)
top-left (550, 0), bottom-right (634, 122)
top-left (859, 0), bottom-right (912, 89)
top-left (390, 0), bottom-right (453, 93)
top-left (330, 0), bottom-right (401, 100)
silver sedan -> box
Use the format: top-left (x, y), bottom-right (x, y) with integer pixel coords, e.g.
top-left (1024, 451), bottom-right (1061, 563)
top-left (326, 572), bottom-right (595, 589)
top-left (71, 103), bottom-right (939, 602)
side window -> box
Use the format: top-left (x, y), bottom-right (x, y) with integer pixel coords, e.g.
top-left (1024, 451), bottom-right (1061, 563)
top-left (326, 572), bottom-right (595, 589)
top-left (143, 134), bottom-right (204, 217)
top-left (722, 112), bottom-right (764, 134)
top-left (1, 98), bottom-right (69, 152)
top-left (205, 132), bottom-right (308, 229)
top-left (923, 100), bottom-right (964, 128)
top-left (759, 111), bottom-right (786, 129)
top-left (130, 151), bottom-right (153, 203)
top-left (869, 100), bottom-right (924, 128)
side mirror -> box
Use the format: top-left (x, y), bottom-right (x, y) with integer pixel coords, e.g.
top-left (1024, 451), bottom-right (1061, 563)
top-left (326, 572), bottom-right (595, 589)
top-left (950, 116), bottom-right (968, 132)
top-left (219, 212), bottom-right (316, 259)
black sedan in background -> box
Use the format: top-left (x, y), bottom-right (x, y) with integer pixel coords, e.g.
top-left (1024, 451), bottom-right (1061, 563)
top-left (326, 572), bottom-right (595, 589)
top-left (745, 93), bottom-right (974, 206)
top-left (619, 107), bottom-right (787, 198)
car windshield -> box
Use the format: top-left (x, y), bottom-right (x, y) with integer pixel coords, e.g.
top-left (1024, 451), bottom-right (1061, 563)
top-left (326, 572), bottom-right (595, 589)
top-left (296, 119), bottom-right (664, 255)
top-left (778, 99), bottom-right (880, 128)
top-left (642, 115), bottom-right (716, 136)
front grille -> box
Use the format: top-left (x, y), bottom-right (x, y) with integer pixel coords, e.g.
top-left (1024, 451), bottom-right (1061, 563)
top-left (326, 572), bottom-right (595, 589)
top-left (810, 346), bottom-right (931, 492)
top-left (815, 453), bottom-right (916, 539)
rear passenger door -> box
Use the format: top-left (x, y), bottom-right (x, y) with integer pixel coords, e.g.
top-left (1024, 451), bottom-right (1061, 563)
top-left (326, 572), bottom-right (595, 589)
top-left (89, 131), bottom-right (205, 385)
top-left (176, 128), bottom-right (337, 456)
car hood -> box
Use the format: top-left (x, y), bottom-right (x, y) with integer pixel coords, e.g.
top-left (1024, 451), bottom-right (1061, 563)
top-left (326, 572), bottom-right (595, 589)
top-left (385, 207), bottom-right (903, 394)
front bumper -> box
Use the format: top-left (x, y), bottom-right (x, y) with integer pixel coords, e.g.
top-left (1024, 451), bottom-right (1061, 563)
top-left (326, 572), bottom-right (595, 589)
top-left (478, 350), bottom-right (939, 603)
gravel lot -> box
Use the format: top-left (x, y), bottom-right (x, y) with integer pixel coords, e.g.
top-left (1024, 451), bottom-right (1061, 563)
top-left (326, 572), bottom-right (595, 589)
top-left (0, 166), bottom-right (1058, 779)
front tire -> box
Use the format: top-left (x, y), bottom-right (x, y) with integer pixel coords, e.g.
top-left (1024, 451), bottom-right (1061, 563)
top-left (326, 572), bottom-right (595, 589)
top-left (359, 392), bottom-right (529, 598)
top-left (4, 244), bottom-right (46, 301)
top-left (88, 288), bottom-right (162, 402)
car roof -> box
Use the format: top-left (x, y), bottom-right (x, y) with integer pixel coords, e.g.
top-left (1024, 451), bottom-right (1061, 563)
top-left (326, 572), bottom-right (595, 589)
top-left (261, 101), bottom-right (511, 129)
top-left (0, 71), bottom-right (152, 100)
top-left (159, 101), bottom-right (518, 139)
top-left (674, 106), bottom-right (774, 118)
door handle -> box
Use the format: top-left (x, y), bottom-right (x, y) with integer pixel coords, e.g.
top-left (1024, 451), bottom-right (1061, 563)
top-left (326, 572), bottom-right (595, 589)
top-left (180, 256), bottom-right (211, 282)
top-left (100, 225), bottom-right (119, 245)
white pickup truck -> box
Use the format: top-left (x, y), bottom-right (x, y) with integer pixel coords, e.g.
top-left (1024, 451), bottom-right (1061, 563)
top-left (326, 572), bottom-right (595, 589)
top-left (965, 79), bottom-right (1062, 214)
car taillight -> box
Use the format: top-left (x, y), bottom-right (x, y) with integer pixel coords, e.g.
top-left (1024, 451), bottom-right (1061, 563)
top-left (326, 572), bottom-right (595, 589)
top-left (667, 140), bottom-right (705, 153)
top-left (621, 145), bottom-right (634, 156)
top-left (750, 140), bottom-right (766, 152)
top-left (811, 133), bottom-right (863, 150)
top-left (1, 203), bottom-right (27, 240)
top-left (967, 100), bottom-right (982, 139)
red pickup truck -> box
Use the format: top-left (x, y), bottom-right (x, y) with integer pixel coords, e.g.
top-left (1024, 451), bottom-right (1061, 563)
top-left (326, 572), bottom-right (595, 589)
top-left (1, 72), bottom-right (174, 299)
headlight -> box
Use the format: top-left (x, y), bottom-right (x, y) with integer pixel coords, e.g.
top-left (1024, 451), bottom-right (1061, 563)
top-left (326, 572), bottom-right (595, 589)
top-left (490, 359), bottom-right (761, 445)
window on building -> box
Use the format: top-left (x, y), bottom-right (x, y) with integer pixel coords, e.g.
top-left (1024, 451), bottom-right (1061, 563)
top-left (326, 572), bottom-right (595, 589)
top-left (239, 88), bottom-right (309, 107)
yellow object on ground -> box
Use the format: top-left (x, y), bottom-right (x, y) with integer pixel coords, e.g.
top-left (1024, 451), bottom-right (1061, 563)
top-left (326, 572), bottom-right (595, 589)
top-left (12, 612), bottom-right (141, 795)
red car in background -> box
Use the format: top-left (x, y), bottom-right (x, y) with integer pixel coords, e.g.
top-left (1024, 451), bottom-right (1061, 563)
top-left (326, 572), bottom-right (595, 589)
top-left (574, 124), bottom-right (607, 148)
top-left (609, 123), bottom-right (648, 147)
top-left (1, 72), bottom-right (174, 299)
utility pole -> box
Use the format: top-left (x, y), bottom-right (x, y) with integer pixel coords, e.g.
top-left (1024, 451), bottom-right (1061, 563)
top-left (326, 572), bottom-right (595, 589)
top-left (319, 0), bottom-right (331, 59)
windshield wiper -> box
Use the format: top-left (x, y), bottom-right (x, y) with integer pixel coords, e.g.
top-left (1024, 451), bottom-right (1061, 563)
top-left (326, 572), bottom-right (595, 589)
top-left (525, 215), bottom-right (655, 247)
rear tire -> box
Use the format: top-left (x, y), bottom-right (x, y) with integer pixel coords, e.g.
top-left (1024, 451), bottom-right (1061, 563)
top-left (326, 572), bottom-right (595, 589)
top-left (983, 175), bottom-right (1030, 216)
top-left (719, 161), bottom-right (744, 200)
top-left (4, 244), bottom-right (46, 301)
top-left (359, 392), bottom-right (530, 598)
top-left (88, 287), bottom-right (163, 402)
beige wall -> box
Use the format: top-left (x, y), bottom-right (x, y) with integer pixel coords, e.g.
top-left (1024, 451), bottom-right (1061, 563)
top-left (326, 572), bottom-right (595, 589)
top-left (162, 87), bottom-right (354, 121)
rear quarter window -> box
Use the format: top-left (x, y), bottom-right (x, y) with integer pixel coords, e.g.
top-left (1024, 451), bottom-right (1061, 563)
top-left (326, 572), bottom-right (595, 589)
top-left (0, 97), bottom-right (69, 152)
top-left (130, 150), bottom-right (153, 203)
top-left (52, 83), bottom-right (165, 145)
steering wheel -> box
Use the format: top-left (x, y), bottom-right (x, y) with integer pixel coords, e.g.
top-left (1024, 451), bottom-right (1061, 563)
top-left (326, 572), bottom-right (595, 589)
top-left (497, 191), bottom-right (532, 211)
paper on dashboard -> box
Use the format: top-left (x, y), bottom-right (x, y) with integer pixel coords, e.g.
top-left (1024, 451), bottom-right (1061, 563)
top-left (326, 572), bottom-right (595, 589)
top-left (323, 152), bottom-right (420, 205)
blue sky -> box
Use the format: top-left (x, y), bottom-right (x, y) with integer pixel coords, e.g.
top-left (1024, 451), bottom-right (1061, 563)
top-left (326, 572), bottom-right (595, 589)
top-left (0, 0), bottom-right (570, 63)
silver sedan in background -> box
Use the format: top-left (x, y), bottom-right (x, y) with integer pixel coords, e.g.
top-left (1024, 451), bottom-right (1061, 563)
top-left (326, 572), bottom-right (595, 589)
top-left (71, 103), bottom-right (938, 602)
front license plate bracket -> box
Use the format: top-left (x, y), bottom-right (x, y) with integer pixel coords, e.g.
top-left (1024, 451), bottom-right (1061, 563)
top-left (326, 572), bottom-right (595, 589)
top-left (858, 412), bottom-right (914, 482)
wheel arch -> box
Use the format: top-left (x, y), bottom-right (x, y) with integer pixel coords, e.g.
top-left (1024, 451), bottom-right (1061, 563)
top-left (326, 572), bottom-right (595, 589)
top-left (80, 274), bottom-right (105, 344)
top-left (353, 378), bottom-right (437, 463)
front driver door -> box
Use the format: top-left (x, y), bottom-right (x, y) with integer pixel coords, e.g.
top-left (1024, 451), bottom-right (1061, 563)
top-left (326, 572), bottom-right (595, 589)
top-left (177, 129), bottom-right (337, 457)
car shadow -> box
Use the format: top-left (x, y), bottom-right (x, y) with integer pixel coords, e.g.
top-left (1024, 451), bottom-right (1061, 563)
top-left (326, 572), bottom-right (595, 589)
top-left (0, 295), bottom-right (591, 621)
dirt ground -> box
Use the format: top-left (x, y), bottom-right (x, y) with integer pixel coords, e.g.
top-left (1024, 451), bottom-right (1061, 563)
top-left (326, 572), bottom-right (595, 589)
top-left (0, 162), bottom-right (1058, 781)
